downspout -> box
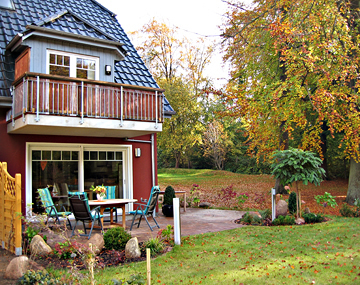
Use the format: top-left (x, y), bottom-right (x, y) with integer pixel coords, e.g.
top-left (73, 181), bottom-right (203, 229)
top-left (124, 134), bottom-right (156, 187)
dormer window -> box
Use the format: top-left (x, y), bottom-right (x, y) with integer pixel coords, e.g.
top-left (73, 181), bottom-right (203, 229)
top-left (47, 50), bottom-right (99, 80)
top-left (0, 0), bottom-right (14, 10)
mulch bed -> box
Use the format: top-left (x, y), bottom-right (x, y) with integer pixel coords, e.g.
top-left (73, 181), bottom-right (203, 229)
top-left (35, 248), bottom-right (147, 270)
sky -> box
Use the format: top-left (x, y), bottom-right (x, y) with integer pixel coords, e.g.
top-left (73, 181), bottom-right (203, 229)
top-left (96, 0), bottom-right (251, 88)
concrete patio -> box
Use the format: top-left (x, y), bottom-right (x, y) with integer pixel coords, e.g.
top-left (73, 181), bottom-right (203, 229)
top-left (126, 208), bottom-right (247, 242)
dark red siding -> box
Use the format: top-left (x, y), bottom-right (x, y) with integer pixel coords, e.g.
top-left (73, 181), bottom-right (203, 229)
top-left (0, 108), bottom-right (157, 214)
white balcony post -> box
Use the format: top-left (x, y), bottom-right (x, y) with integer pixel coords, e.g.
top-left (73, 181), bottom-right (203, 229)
top-left (120, 86), bottom-right (123, 127)
top-left (155, 91), bottom-right (158, 129)
top-left (22, 77), bottom-right (26, 122)
top-left (11, 86), bottom-right (15, 127)
top-left (80, 81), bottom-right (84, 124)
top-left (35, 76), bottom-right (40, 122)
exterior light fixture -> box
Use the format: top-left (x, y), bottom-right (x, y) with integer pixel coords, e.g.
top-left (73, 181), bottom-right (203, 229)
top-left (105, 65), bottom-right (111, 75)
top-left (135, 148), bottom-right (141, 157)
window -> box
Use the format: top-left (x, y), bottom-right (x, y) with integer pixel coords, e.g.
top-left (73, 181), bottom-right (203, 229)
top-left (47, 50), bottom-right (99, 80)
top-left (0, 0), bottom-right (14, 10)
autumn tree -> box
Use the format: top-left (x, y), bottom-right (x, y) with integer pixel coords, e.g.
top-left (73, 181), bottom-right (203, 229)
top-left (133, 19), bottom-right (214, 167)
top-left (156, 78), bottom-right (203, 168)
top-left (221, 0), bottom-right (360, 199)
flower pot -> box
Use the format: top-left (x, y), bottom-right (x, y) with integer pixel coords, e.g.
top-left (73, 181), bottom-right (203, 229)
top-left (97, 194), bottom-right (104, 201)
top-left (162, 204), bottom-right (174, 217)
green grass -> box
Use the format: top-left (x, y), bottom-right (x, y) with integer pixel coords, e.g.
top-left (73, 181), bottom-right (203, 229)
top-left (50, 216), bottom-right (360, 284)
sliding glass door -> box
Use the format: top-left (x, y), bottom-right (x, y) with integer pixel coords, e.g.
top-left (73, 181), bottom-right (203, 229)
top-left (28, 143), bottom-right (130, 213)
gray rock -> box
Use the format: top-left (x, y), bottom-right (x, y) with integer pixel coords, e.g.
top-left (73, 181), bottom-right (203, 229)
top-left (276, 200), bottom-right (288, 217)
top-left (30, 235), bottom-right (52, 256)
top-left (4, 256), bottom-right (45, 280)
top-left (199, 202), bottom-right (211, 208)
top-left (85, 233), bottom-right (104, 255)
top-left (125, 237), bottom-right (141, 259)
top-left (296, 217), bottom-right (305, 225)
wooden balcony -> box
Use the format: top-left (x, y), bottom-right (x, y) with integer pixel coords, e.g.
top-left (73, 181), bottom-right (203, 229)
top-left (6, 73), bottom-right (164, 138)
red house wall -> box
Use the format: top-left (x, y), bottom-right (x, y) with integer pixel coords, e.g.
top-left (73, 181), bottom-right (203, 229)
top-left (0, 109), bottom-right (157, 214)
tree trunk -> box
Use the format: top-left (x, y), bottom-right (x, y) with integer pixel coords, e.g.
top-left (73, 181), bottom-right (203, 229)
top-left (320, 121), bottom-right (329, 179)
top-left (275, 120), bottom-right (289, 194)
top-left (346, 158), bottom-right (360, 205)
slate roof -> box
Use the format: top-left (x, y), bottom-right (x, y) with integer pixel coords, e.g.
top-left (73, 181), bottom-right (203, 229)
top-left (0, 0), bottom-right (174, 114)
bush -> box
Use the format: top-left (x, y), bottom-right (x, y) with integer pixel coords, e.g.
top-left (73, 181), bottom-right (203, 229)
top-left (288, 192), bottom-right (297, 214)
top-left (259, 209), bottom-right (271, 220)
top-left (340, 203), bottom-right (355, 217)
top-left (272, 215), bottom-right (295, 226)
top-left (163, 186), bottom-right (175, 206)
top-left (143, 237), bottom-right (165, 256)
top-left (18, 269), bottom-right (62, 284)
top-left (303, 213), bottom-right (324, 223)
top-left (240, 212), bottom-right (262, 225)
top-left (104, 227), bottom-right (132, 250)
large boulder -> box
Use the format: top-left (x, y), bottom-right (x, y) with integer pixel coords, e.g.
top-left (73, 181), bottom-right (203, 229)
top-left (4, 256), bottom-right (45, 280)
top-left (85, 233), bottom-right (104, 255)
top-left (30, 235), bottom-right (52, 256)
top-left (125, 237), bottom-right (141, 259)
top-left (276, 200), bottom-right (288, 217)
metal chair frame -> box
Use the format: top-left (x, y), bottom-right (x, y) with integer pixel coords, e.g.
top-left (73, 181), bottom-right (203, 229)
top-left (68, 192), bottom-right (103, 239)
top-left (37, 188), bottom-right (72, 230)
top-left (130, 186), bottom-right (160, 231)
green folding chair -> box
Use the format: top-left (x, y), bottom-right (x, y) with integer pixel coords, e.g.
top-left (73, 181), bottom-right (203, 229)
top-left (129, 186), bottom-right (160, 231)
top-left (37, 188), bottom-right (72, 229)
top-left (68, 191), bottom-right (103, 239)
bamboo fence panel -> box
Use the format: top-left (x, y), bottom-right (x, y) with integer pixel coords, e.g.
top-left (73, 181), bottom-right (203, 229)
top-left (0, 162), bottom-right (22, 255)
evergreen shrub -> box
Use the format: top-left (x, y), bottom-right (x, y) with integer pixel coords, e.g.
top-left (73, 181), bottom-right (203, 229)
top-left (104, 227), bottom-right (132, 250)
top-left (288, 192), bottom-right (297, 214)
top-left (163, 186), bottom-right (175, 206)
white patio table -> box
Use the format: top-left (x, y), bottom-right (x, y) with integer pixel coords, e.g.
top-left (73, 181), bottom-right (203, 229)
top-left (88, 198), bottom-right (137, 230)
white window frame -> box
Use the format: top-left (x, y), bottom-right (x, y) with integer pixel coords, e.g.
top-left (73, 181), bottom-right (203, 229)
top-left (46, 49), bottom-right (100, 80)
top-left (26, 142), bottom-right (133, 213)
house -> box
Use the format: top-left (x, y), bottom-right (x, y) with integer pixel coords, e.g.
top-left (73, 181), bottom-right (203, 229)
top-left (0, 0), bottom-right (174, 214)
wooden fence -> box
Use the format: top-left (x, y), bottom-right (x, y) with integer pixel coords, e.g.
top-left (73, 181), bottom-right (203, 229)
top-left (0, 162), bottom-right (22, 255)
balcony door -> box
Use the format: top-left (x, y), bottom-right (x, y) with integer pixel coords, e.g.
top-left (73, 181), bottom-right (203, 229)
top-left (27, 143), bottom-right (132, 213)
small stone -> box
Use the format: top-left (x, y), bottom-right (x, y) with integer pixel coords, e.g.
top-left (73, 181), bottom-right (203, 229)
top-left (125, 237), bottom-right (141, 259)
top-left (30, 235), bottom-right (52, 256)
top-left (296, 218), bottom-right (305, 225)
top-left (199, 202), bottom-right (211, 208)
top-left (276, 200), bottom-right (288, 217)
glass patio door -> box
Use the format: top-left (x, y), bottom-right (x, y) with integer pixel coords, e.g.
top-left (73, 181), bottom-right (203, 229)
top-left (29, 144), bottom-right (127, 213)
top-left (31, 149), bottom-right (79, 213)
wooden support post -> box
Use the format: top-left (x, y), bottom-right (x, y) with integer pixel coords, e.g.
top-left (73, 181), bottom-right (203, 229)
top-left (147, 248), bottom-right (151, 285)
top-left (0, 162), bottom-right (6, 248)
top-left (14, 174), bottom-right (22, 255)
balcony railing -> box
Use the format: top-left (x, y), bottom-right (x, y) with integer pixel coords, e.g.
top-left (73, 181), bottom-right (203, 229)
top-left (8, 73), bottom-right (164, 126)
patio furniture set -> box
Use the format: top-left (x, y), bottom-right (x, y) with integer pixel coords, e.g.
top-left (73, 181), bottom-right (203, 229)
top-left (37, 186), bottom-right (162, 239)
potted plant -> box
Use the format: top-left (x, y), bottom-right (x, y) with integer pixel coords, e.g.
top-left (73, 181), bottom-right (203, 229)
top-left (162, 186), bottom-right (175, 217)
top-left (90, 184), bottom-right (107, 201)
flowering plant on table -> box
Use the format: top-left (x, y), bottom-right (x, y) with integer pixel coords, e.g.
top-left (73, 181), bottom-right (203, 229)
top-left (90, 184), bottom-right (107, 198)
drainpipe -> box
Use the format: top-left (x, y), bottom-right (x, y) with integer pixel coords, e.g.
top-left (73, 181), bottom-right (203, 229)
top-left (124, 133), bottom-right (156, 186)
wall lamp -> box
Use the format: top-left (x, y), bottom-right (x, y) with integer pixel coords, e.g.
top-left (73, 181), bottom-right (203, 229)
top-left (135, 148), bottom-right (141, 157)
top-left (105, 65), bottom-right (111, 75)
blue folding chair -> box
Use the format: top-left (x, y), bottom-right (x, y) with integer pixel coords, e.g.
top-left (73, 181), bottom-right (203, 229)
top-left (37, 188), bottom-right (72, 229)
top-left (103, 186), bottom-right (118, 223)
top-left (129, 186), bottom-right (160, 231)
top-left (68, 191), bottom-right (103, 239)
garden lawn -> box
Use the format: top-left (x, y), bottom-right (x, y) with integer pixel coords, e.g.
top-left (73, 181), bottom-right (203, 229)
top-left (50, 216), bottom-right (360, 284)
top-left (158, 169), bottom-right (349, 216)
